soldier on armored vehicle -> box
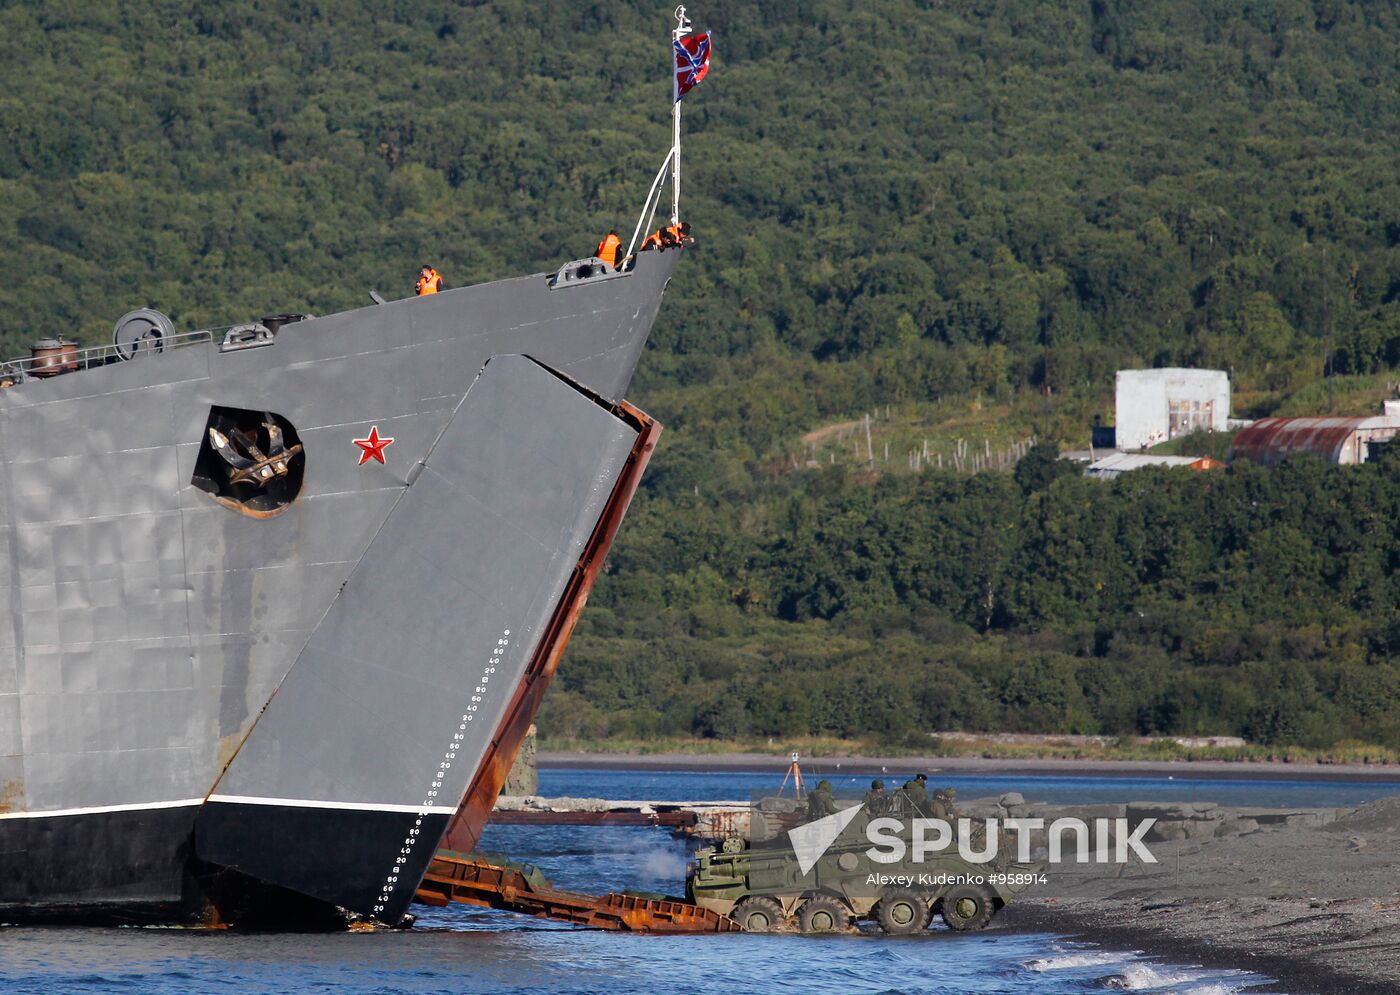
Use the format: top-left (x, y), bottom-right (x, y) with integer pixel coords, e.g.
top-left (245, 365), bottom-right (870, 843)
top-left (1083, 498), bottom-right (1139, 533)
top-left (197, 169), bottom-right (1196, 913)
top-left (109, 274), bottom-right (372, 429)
top-left (897, 774), bottom-right (929, 815)
top-left (689, 785), bottom-right (1040, 935)
top-left (806, 779), bottom-right (838, 820)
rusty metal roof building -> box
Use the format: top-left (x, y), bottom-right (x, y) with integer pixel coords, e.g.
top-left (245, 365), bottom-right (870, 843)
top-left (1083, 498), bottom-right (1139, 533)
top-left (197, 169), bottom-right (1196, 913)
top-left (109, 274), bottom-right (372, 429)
top-left (1229, 416), bottom-right (1400, 466)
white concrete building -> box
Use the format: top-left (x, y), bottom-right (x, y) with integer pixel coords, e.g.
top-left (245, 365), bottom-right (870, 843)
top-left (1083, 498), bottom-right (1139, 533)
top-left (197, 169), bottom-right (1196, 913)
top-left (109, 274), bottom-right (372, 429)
top-left (1114, 368), bottom-right (1230, 450)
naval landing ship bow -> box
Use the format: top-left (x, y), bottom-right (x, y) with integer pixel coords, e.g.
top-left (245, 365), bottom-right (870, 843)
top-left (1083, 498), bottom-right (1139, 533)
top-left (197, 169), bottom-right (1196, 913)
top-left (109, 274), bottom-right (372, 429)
top-left (2, 3), bottom-right (714, 930)
top-left (0, 246), bottom-right (680, 926)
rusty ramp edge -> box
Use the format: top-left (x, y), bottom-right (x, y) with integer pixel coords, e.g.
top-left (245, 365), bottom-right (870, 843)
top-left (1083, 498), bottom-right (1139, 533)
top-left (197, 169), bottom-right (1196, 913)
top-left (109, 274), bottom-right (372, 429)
top-left (439, 398), bottom-right (662, 857)
top-left (416, 852), bottom-right (742, 933)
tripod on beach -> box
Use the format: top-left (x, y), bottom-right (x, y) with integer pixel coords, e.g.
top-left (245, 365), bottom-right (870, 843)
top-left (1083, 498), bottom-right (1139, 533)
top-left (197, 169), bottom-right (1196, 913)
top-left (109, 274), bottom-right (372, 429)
top-left (777, 752), bottom-right (806, 801)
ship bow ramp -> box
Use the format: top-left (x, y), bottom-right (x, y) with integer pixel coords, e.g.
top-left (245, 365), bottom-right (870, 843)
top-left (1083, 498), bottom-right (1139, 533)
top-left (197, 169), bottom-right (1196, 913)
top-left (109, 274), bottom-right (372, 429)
top-left (194, 354), bottom-right (641, 922)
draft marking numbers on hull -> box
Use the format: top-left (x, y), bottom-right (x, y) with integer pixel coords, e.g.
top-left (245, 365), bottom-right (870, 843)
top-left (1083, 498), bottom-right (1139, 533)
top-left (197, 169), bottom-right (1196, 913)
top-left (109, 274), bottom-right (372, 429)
top-left (372, 628), bottom-right (510, 917)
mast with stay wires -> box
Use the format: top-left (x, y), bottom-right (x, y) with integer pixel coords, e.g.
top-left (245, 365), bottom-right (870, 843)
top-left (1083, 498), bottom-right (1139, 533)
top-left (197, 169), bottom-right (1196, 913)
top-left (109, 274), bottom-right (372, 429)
top-left (624, 7), bottom-right (712, 259)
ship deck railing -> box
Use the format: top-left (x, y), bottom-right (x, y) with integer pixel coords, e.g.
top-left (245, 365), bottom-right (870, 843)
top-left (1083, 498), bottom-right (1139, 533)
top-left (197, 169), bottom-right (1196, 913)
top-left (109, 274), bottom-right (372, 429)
top-left (0, 329), bottom-right (217, 386)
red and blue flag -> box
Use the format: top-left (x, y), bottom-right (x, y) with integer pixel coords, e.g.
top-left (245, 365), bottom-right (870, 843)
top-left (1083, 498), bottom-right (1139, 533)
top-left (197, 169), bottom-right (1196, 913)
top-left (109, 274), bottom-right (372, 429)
top-left (673, 32), bottom-right (712, 102)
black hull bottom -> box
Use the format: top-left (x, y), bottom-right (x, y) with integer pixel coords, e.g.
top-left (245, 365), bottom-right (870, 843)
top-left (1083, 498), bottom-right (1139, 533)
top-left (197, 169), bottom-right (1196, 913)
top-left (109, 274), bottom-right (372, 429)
top-left (0, 805), bottom-right (363, 928)
top-left (0, 805), bottom-right (205, 926)
top-left (195, 802), bottom-right (452, 924)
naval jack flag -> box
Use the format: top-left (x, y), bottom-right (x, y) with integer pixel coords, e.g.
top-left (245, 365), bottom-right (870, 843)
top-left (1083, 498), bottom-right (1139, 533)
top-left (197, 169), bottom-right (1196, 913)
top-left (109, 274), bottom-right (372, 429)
top-left (673, 32), bottom-right (712, 102)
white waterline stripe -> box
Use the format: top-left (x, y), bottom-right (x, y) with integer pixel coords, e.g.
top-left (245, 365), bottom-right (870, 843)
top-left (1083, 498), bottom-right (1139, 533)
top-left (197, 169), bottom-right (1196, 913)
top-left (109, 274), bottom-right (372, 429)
top-left (206, 794), bottom-right (458, 815)
top-left (0, 798), bottom-right (205, 821)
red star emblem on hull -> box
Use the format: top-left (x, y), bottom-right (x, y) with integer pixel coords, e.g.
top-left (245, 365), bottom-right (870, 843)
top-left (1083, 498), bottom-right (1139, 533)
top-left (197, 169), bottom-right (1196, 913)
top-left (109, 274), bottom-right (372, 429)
top-left (354, 425), bottom-right (394, 465)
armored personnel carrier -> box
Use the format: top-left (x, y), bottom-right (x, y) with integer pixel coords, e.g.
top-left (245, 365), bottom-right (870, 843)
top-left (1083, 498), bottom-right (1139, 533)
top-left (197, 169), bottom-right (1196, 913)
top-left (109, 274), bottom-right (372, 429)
top-left (687, 798), bottom-right (1041, 934)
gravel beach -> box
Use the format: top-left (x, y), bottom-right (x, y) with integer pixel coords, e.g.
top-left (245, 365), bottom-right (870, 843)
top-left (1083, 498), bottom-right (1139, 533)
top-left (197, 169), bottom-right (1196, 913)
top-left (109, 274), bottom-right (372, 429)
top-left (997, 795), bottom-right (1400, 994)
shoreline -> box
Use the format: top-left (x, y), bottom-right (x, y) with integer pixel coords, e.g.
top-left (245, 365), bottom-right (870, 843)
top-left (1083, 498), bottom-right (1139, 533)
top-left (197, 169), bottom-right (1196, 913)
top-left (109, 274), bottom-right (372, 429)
top-left (1002, 795), bottom-right (1400, 994)
top-left (1002, 903), bottom-right (1394, 995)
top-left (539, 750), bottom-right (1400, 783)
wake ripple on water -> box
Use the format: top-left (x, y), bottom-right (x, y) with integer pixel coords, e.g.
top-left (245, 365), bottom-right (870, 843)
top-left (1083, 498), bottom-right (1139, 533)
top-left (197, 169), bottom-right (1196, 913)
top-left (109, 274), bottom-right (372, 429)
top-left (1026, 950), bottom-right (1139, 971)
top-left (1025, 941), bottom-right (1269, 995)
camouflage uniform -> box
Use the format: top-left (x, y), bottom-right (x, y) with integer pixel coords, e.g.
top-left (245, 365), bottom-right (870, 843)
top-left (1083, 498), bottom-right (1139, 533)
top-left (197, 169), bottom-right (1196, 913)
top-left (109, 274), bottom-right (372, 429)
top-left (862, 778), bottom-right (887, 815)
top-left (806, 779), bottom-right (838, 820)
top-left (929, 787), bottom-right (957, 822)
top-left (899, 777), bottom-right (931, 818)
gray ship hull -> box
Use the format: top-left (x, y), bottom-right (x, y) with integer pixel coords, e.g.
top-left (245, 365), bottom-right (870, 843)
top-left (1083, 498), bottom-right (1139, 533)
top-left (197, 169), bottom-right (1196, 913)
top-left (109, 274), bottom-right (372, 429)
top-left (0, 251), bottom-right (679, 925)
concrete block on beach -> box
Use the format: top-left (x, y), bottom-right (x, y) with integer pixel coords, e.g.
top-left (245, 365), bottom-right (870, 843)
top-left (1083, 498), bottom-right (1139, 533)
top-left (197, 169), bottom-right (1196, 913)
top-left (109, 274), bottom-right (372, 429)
top-left (496, 796), bottom-right (615, 812)
top-left (974, 800), bottom-right (1128, 821)
top-left (1215, 817), bottom-right (1260, 837)
top-left (1126, 802), bottom-right (1220, 823)
top-left (1060, 803), bottom-right (1129, 820)
top-left (1145, 819), bottom-right (1191, 842)
top-left (1225, 807), bottom-right (1343, 827)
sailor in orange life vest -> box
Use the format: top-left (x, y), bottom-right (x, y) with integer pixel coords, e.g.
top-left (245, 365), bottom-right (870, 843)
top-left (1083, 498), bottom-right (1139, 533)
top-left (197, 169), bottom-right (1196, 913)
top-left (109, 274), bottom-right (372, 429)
top-left (415, 264), bottom-right (444, 296)
top-left (595, 230), bottom-right (622, 268)
top-left (640, 221), bottom-right (692, 251)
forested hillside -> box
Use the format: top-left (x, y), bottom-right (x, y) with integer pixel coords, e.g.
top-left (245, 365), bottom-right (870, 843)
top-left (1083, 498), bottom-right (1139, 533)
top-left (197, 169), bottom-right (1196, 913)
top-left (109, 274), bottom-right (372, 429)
top-left (5, 0), bottom-right (1400, 748)
top-left (561, 447), bottom-right (1400, 750)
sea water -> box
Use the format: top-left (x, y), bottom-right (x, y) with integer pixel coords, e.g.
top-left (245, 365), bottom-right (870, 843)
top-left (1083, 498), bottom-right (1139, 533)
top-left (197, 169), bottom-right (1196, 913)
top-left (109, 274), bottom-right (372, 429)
top-left (2, 766), bottom-right (1356, 994)
top-left (0, 924), bottom-right (1267, 994)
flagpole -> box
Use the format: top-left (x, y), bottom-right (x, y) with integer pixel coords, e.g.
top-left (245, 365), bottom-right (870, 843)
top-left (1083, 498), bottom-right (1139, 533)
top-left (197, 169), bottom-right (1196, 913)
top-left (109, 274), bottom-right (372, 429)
top-left (671, 5), bottom-right (689, 226)
top-left (625, 147), bottom-right (674, 260)
top-left (671, 91), bottom-right (681, 226)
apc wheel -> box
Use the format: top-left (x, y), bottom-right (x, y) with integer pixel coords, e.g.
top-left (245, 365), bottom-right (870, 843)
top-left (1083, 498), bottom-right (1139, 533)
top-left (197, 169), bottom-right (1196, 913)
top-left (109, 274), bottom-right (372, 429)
top-left (939, 884), bottom-right (996, 931)
top-left (797, 894), bottom-right (851, 934)
top-left (732, 896), bottom-right (784, 932)
top-left (875, 887), bottom-right (930, 934)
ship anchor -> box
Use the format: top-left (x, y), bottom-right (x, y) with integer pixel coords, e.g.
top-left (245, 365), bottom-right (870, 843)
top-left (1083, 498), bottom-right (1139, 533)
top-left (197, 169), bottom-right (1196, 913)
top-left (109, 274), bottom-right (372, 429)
top-left (208, 413), bottom-right (304, 489)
